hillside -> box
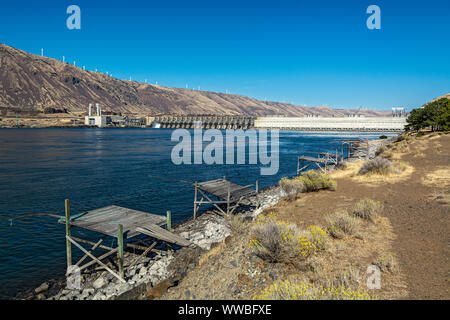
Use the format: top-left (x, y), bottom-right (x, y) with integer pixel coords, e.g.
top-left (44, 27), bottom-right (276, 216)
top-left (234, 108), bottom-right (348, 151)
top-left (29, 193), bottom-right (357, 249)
top-left (422, 93), bottom-right (450, 108)
top-left (0, 43), bottom-right (390, 117)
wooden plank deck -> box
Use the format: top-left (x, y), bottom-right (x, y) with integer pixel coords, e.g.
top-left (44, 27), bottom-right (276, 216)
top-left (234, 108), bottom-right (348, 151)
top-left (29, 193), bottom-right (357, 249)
top-left (298, 156), bottom-right (331, 164)
top-left (198, 179), bottom-right (256, 202)
top-left (67, 205), bottom-right (167, 239)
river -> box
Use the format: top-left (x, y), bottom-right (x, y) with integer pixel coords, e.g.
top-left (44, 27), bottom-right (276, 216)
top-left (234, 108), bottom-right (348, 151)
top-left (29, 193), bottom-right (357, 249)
top-left (0, 128), bottom-right (395, 298)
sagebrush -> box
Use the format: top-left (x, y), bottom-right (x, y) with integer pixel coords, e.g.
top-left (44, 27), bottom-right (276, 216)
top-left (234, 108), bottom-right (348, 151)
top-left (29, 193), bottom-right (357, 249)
top-left (325, 210), bottom-right (360, 239)
top-left (359, 157), bottom-right (397, 175)
top-left (297, 171), bottom-right (337, 192)
top-left (352, 199), bottom-right (383, 222)
top-left (249, 221), bottom-right (328, 263)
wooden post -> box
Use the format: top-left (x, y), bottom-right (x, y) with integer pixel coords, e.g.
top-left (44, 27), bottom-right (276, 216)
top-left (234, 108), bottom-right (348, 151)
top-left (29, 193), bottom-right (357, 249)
top-left (65, 199), bottom-right (72, 269)
top-left (366, 139), bottom-right (370, 159)
top-left (227, 187), bottom-right (231, 215)
top-left (297, 157), bottom-right (300, 175)
top-left (118, 224), bottom-right (124, 280)
top-left (256, 180), bottom-right (260, 208)
top-left (167, 210), bottom-right (172, 232)
top-left (193, 182), bottom-right (198, 219)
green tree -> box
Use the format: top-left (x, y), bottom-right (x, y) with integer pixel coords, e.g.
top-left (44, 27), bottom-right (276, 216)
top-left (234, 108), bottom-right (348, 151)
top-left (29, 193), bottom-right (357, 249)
top-left (406, 98), bottom-right (450, 131)
top-left (437, 100), bottom-right (450, 131)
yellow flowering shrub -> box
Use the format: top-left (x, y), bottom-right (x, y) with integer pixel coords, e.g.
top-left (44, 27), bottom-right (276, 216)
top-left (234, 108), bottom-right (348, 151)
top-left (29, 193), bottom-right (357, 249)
top-left (249, 219), bottom-right (328, 261)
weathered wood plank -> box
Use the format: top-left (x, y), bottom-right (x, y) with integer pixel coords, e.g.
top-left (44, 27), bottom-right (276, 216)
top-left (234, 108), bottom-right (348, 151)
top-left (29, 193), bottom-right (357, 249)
top-left (67, 206), bottom-right (166, 238)
top-left (136, 225), bottom-right (191, 247)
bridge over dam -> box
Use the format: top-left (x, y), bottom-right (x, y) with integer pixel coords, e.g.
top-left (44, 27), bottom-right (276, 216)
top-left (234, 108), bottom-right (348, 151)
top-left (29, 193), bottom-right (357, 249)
top-left (150, 115), bottom-right (407, 132)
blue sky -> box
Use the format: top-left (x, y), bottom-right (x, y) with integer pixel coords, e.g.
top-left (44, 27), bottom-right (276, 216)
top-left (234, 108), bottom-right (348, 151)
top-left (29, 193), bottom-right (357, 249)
top-left (0, 0), bottom-right (449, 110)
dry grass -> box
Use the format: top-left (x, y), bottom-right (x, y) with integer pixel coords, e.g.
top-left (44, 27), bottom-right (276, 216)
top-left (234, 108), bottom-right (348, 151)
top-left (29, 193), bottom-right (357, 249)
top-left (359, 157), bottom-right (397, 175)
top-left (254, 278), bottom-right (372, 300)
top-left (352, 199), bottom-right (383, 222)
top-left (198, 241), bottom-right (226, 266)
top-left (373, 254), bottom-right (399, 274)
top-left (325, 210), bottom-right (361, 239)
top-left (422, 168), bottom-right (450, 187)
top-left (279, 171), bottom-right (337, 200)
top-left (329, 159), bottom-right (414, 186)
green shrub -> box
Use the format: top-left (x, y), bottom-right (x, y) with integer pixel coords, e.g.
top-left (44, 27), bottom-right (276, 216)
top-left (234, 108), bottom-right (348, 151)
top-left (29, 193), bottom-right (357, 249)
top-left (352, 199), bottom-right (383, 222)
top-left (325, 210), bottom-right (360, 239)
top-left (358, 157), bottom-right (396, 175)
top-left (296, 171), bottom-right (337, 192)
top-left (379, 135), bottom-right (388, 139)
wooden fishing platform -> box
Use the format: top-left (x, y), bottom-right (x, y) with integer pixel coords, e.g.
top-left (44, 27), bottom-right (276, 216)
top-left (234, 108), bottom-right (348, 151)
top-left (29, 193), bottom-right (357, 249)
top-left (193, 177), bottom-right (259, 217)
top-left (296, 152), bottom-right (342, 174)
top-left (61, 201), bottom-right (191, 283)
top-left (68, 205), bottom-right (167, 238)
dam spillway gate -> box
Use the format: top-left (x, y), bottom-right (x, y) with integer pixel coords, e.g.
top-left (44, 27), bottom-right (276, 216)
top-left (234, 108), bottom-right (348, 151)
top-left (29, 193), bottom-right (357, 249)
top-left (153, 115), bottom-right (256, 130)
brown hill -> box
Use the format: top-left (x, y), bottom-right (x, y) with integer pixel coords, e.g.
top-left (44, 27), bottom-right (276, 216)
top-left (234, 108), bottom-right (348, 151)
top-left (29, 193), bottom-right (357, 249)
top-left (0, 43), bottom-right (390, 117)
top-left (422, 93), bottom-right (450, 108)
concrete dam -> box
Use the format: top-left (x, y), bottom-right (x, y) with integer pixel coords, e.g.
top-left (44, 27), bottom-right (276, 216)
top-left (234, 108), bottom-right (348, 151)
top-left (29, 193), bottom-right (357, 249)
top-left (152, 115), bottom-right (255, 129)
top-left (152, 115), bottom-right (407, 132)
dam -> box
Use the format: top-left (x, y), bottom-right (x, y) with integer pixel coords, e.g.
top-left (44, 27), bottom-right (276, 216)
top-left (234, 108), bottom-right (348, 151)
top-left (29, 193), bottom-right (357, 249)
top-left (152, 115), bottom-right (255, 129)
top-left (151, 115), bottom-right (407, 132)
top-left (254, 116), bottom-right (407, 132)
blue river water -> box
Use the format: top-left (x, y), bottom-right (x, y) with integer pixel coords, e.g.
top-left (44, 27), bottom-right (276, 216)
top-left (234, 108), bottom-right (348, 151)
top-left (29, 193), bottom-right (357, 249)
top-left (0, 128), bottom-right (395, 298)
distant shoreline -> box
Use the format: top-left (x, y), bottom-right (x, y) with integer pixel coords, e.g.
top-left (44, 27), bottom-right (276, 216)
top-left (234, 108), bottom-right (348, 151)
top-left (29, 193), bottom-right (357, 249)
top-left (0, 126), bottom-right (402, 135)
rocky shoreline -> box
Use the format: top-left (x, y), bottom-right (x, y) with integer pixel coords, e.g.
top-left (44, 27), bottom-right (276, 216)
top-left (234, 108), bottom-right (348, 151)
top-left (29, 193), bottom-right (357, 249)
top-left (15, 138), bottom-right (386, 301)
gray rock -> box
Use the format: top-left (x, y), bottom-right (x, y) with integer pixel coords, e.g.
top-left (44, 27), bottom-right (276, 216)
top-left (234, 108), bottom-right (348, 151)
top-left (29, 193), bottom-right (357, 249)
top-left (128, 268), bottom-right (137, 277)
top-left (35, 282), bottom-right (49, 295)
top-left (116, 283), bottom-right (131, 294)
top-left (139, 267), bottom-right (148, 276)
top-left (82, 288), bottom-right (95, 297)
top-left (93, 276), bottom-right (108, 289)
top-left (92, 292), bottom-right (107, 300)
top-left (36, 293), bottom-right (46, 300)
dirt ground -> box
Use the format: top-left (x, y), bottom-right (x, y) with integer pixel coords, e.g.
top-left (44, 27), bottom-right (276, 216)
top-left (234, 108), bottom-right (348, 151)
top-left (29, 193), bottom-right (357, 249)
top-left (279, 134), bottom-right (449, 299)
top-left (161, 133), bottom-right (449, 300)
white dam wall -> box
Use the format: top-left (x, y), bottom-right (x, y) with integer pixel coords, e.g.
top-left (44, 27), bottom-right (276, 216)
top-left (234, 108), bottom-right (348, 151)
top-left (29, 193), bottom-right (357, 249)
top-left (254, 117), bottom-right (407, 132)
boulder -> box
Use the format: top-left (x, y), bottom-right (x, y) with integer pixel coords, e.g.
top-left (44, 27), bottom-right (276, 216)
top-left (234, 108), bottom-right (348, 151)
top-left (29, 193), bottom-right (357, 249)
top-left (139, 267), bottom-right (148, 276)
top-left (92, 292), bottom-right (107, 300)
top-left (35, 282), bottom-right (49, 295)
top-left (93, 276), bottom-right (108, 289)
